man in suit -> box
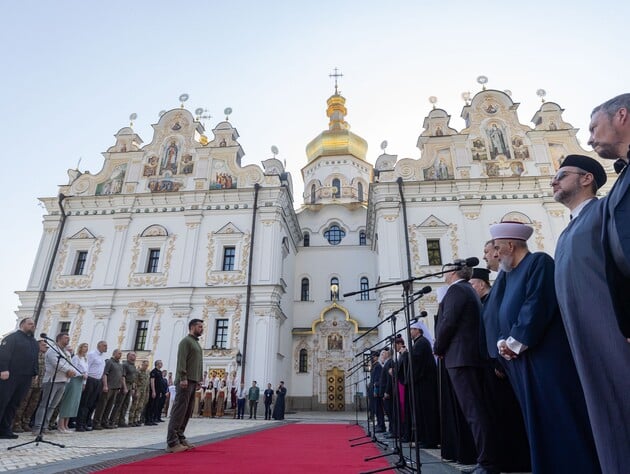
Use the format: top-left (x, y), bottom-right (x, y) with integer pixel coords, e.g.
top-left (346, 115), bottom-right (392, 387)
top-left (433, 264), bottom-right (499, 474)
top-left (378, 348), bottom-right (395, 437)
top-left (369, 351), bottom-right (385, 432)
top-left (588, 93), bottom-right (630, 341)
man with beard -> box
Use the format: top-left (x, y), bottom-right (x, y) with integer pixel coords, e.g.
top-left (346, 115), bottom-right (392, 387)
top-left (552, 153), bottom-right (630, 473)
top-left (471, 265), bottom-right (530, 472)
top-left (490, 221), bottom-right (600, 473)
top-left (166, 319), bottom-right (203, 453)
top-left (588, 93), bottom-right (630, 341)
top-left (0, 318), bottom-right (39, 439)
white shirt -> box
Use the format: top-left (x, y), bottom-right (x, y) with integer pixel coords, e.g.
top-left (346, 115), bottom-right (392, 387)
top-left (86, 349), bottom-right (107, 378)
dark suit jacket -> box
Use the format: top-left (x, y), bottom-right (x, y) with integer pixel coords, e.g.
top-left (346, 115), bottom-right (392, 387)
top-left (604, 164), bottom-right (630, 337)
top-left (380, 358), bottom-right (394, 396)
top-left (433, 280), bottom-right (484, 369)
top-left (371, 361), bottom-right (383, 396)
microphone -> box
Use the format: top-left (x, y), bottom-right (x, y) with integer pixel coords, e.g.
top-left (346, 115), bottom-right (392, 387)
top-left (419, 311), bottom-right (428, 318)
top-left (446, 257), bottom-right (480, 268)
top-left (40, 333), bottom-right (54, 341)
top-left (413, 285), bottom-right (432, 296)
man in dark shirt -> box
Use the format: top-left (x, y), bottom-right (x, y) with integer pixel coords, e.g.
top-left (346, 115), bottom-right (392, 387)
top-left (93, 349), bottom-right (123, 429)
top-left (263, 383), bottom-right (274, 420)
top-left (148, 360), bottom-right (164, 425)
top-left (166, 319), bottom-right (203, 453)
top-left (0, 318), bottom-right (39, 439)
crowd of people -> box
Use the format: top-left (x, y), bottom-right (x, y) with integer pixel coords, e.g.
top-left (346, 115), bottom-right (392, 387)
top-left (367, 93), bottom-right (630, 474)
top-left (0, 318), bottom-right (288, 448)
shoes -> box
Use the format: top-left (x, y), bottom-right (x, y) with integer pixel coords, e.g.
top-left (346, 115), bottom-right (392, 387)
top-left (180, 439), bottom-right (196, 449)
top-left (92, 424), bottom-right (103, 430)
top-left (165, 443), bottom-right (188, 453)
top-left (118, 423), bottom-right (129, 428)
top-left (462, 465), bottom-right (499, 474)
top-left (86, 426), bottom-right (93, 431)
top-left (157, 419), bottom-right (164, 423)
top-left (375, 427), bottom-right (386, 433)
top-left (0, 433), bottom-right (19, 439)
top-left (146, 421), bottom-right (157, 426)
top-left (12, 426), bottom-right (24, 433)
top-left (75, 426), bottom-right (86, 432)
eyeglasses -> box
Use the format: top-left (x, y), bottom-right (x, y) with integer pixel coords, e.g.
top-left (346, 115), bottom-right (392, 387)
top-left (550, 170), bottom-right (587, 183)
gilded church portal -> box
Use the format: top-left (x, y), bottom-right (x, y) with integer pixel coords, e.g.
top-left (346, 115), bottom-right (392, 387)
top-left (326, 367), bottom-right (345, 411)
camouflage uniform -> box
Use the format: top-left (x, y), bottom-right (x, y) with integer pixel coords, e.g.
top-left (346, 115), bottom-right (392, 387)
top-left (117, 360), bottom-right (138, 426)
top-left (13, 351), bottom-right (45, 432)
top-left (129, 368), bottom-right (149, 425)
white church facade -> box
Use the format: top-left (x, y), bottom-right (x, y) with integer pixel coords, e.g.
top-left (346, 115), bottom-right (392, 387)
top-left (15, 85), bottom-right (611, 411)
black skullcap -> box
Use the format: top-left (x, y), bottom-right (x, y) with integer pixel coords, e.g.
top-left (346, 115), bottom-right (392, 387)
top-left (560, 154), bottom-right (607, 189)
top-left (471, 268), bottom-right (491, 284)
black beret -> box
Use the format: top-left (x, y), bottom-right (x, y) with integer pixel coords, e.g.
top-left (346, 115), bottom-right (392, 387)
top-left (560, 154), bottom-right (607, 189)
top-left (471, 267), bottom-right (491, 283)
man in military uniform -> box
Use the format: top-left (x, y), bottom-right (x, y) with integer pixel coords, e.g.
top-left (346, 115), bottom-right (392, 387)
top-left (117, 352), bottom-right (138, 427)
top-left (12, 339), bottom-right (47, 433)
top-left (93, 349), bottom-right (123, 429)
top-left (130, 359), bottom-right (150, 426)
top-left (0, 318), bottom-right (39, 439)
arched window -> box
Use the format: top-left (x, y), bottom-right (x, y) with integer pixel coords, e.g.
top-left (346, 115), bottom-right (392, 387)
top-left (299, 348), bottom-right (308, 373)
top-left (357, 182), bottom-right (364, 202)
top-left (359, 231), bottom-right (366, 246)
top-left (310, 184), bottom-right (316, 204)
top-left (330, 277), bottom-right (340, 300)
top-left (324, 224), bottom-right (345, 245)
top-left (360, 277), bottom-right (369, 300)
top-left (332, 178), bottom-right (341, 198)
top-left (303, 232), bottom-right (310, 247)
top-left (301, 278), bottom-right (310, 301)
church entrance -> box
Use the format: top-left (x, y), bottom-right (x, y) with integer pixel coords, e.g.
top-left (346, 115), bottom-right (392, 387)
top-left (326, 367), bottom-right (345, 411)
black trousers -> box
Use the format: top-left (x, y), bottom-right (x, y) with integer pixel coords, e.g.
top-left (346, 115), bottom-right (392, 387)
top-left (447, 366), bottom-right (499, 471)
top-left (264, 402), bottom-right (272, 419)
top-left (0, 375), bottom-right (31, 435)
top-left (76, 377), bottom-right (102, 429)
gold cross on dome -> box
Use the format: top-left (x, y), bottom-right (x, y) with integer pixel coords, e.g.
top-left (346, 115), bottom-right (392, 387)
top-left (329, 68), bottom-right (344, 95)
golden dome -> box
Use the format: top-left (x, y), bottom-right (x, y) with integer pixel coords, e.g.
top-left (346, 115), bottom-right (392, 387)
top-left (305, 93), bottom-right (368, 162)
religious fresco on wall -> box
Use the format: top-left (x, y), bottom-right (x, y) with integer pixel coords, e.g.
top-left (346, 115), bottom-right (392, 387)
top-left (147, 175), bottom-right (184, 193)
top-left (160, 139), bottom-right (179, 175)
top-left (210, 160), bottom-right (237, 189)
top-left (485, 122), bottom-right (511, 159)
top-left (471, 137), bottom-right (489, 161)
top-left (96, 164), bottom-right (127, 195)
top-left (179, 154), bottom-right (194, 175)
top-left (328, 333), bottom-right (343, 350)
top-left (512, 136), bottom-right (530, 160)
top-left (549, 143), bottom-right (567, 171)
top-left (423, 149), bottom-right (454, 180)
top-left (143, 155), bottom-right (159, 177)
top-left (484, 159), bottom-right (526, 177)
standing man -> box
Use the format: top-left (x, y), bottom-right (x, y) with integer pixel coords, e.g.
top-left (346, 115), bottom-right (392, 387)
top-left (588, 93), bottom-right (630, 340)
top-left (117, 352), bottom-right (138, 427)
top-left (263, 383), bottom-right (274, 420)
top-left (0, 318), bottom-right (39, 439)
top-left (236, 382), bottom-right (246, 419)
top-left (76, 340), bottom-right (107, 432)
top-left (93, 348), bottom-right (123, 430)
top-left (409, 322), bottom-right (439, 449)
top-left (247, 381), bottom-right (260, 419)
top-left (472, 265), bottom-right (530, 473)
top-left (166, 318), bottom-right (203, 453)
top-left (271, 381), bottom-right (287, 420)
top-left (378, 348), bottom-right (394, 437)
top-left (552, 153), bottom-right (630, 473)
top-left (129, 359), bottom-right (150, 427)
top-left (369, 351), bottom-right (385, 433)
top-left (147, 360), bottom-right (164, 425)
top-left (13, 339), bottom-right (47, 433)
top-left (490, 221), bottom-right (600, 473)
top-left (433, 265), bottom-right (499, 474)
top-left (32, 332), bottom-right (76, 435)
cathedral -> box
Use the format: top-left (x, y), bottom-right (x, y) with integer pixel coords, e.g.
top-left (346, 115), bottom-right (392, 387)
top-left (15, 84), bottom-right (611, 411)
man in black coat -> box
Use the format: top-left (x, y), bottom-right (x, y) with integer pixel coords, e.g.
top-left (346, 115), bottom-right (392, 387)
top-left (434, 265), bottom-right (499, 474)
top-left (369, 351), bottom-right (385, 432)
top-left (0, 318), bottom-right (39, 439)
top-left (409, 322), bottom-right (439, 448)
top-left (378, 348), bottom-right (395, 436)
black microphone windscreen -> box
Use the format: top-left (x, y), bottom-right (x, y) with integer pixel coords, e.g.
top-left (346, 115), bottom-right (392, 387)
top-left (420, 311), bottom-right (428, 317)
top-left (40, 333), bottom-right (47, 339)
top-left (422, 286), bottom-right (432, 294)
top-left (465, 257), bottom-right (480, 267)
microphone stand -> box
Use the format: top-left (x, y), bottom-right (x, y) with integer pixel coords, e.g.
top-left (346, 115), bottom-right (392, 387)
top-left (8, 338), bottom-right (81, 451)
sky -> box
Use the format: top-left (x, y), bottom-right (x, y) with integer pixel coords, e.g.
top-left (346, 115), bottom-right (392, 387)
top-left (1, 0), bottom-right (628, 335)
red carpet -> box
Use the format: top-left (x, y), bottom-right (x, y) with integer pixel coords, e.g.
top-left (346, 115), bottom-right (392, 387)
top-left (100, 424), bottom-right (391, 473)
